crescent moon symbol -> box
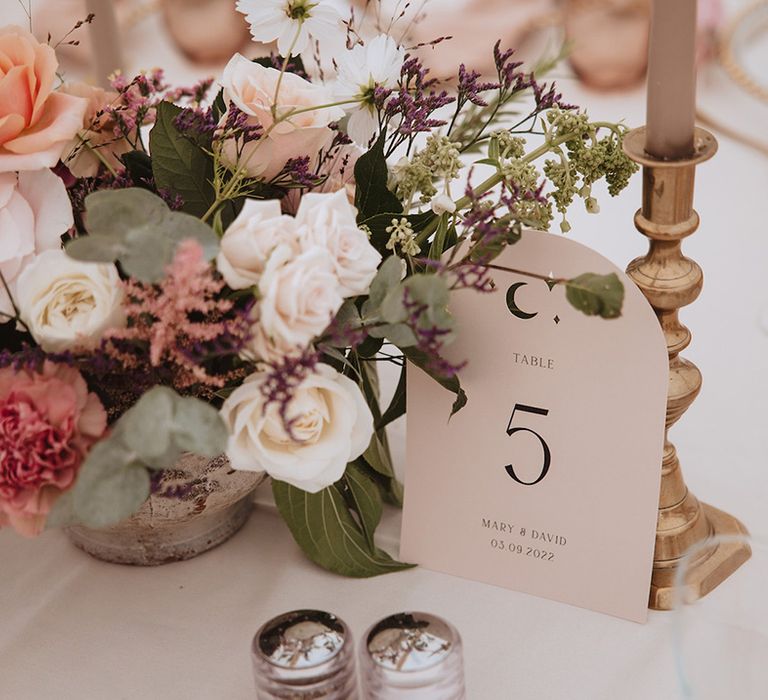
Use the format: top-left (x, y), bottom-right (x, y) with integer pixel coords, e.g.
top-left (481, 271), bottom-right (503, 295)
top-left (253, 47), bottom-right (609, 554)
top-left (506, 282), bottom-right (538, 320)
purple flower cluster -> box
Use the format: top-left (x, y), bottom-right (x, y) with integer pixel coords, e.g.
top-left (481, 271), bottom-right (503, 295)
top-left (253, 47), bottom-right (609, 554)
top-left (384, 55), bottom-right (454, 149)
top-left (259, 350), bottom-right (321, 441)
top-left (271, 156), bottom-right (325, 188)
top-left (221, 103), bottom-right (263, 145)
top-left (457, 64), bottom-right (499, 108)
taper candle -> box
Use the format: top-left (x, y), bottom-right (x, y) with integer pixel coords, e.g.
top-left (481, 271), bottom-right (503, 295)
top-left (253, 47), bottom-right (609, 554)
top-left (645, 0), bottom-right (697, 159)
top-left (85, 0), bottom-right (124, 88)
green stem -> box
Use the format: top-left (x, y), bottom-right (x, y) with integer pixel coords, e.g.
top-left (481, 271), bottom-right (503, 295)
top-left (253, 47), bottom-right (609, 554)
top-left (272, 23), bottom-right (303, 120)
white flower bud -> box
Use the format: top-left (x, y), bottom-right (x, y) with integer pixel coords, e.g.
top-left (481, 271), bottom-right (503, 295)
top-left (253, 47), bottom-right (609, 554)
top-left (431, 193), bottom-right (457, 216)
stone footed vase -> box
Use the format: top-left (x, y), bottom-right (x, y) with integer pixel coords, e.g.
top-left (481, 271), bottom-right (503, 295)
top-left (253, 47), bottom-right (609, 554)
top-left (66, 454), bottom-right (265, 565)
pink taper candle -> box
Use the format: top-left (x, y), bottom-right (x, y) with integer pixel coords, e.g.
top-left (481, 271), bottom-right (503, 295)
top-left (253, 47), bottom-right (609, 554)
top-left (645, 0), bottom-right (697, 159)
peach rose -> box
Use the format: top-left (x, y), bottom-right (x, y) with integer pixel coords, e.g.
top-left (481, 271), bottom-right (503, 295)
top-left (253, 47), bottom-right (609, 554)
top-left (0, 361), bottom-right (107, 537)
top-left (219, 53), bottom-right (344, 181)
top-left (59, 82), bottom-right (131, 178)
top-left (0, 26), bottom-right (88, 172)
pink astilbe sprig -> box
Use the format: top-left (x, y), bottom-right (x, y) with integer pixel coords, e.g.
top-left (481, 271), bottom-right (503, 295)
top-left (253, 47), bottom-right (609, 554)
top-left (106, 240), bottom-right (250, 390)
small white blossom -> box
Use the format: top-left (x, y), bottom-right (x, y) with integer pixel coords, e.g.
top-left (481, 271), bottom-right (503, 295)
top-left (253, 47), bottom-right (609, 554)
top-left (385, 217), bottom-right (419, 256)
top-left (236, 0), bottom-right (342, 57)
top-left (335, 34), bottom-right (405, 145)
top-left (585, 196), bottom-right (600, 214)
top-left (430, 193), bottom-right (456, 216)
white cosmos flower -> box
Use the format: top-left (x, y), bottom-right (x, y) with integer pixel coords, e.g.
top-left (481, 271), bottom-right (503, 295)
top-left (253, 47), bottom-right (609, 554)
top-left (236, 0), bottom-right (343, 57)
top-left (335, 34), bottom-right (405, 146)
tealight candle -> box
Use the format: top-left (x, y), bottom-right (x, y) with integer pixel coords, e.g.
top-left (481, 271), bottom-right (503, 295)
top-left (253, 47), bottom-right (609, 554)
top-left (251, 610), bottom-right (358, 699)
top-left (360, 612), bottom-right (466, 699)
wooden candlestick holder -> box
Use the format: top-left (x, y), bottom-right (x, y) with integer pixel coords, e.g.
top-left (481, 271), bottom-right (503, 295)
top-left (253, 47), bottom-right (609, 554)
top-left (623, 126), bottom-right (751, 611)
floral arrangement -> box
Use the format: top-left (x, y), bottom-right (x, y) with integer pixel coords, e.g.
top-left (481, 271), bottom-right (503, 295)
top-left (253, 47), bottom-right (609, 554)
top-left (0, 1), bottom-right (636, 576)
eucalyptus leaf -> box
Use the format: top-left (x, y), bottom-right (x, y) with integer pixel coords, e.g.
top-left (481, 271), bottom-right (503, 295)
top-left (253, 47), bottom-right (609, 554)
top-left (272, 480), bottom-right (412, 577)
top-left (368, 323), bottom-right (417, 347)
top-left (116, 386), bottom-right (176, 466)
top-left (71, 441), bottom-right (151, 528)
top-left (172, 394), bottom-right (230, 457)
top-left (67, 188), bottom-right (219, 283)
top-left (565, 272), bottom-right (624, 319)
top-left (362, 255), bottom-right (403, 319)
top-left (149, 101), bottom-right (215, 218)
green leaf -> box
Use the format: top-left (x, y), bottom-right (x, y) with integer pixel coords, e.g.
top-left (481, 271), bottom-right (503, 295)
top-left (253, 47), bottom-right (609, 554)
top-left (405, 347), bottom-right (467, 417)
top-left (71, 441), bottom-right (151, 528)
top-left (116, 386), bottom-right (227, 468)
top-left (272, 479), bottom-right (412, 577)
top-left (343, 461), bottom-right (383, 550)
top-left (362, 255), bottom-right (403, 319)
top-left (149, 101), bottom-right (215, 218)
top-left (363, 431), bottom-right (395, 478)
top-left (172, 395), bottom-right (229, 457)
top-left (121, 150), bottom-right (154, 187)
top-left (357, 335), bottom-right (384, 358)
top-left (67, 188), bottom-right (220, 283)
top-left (377, 363), bottom-right (406, 429)
top-left (367, 323), bottom-right (417, 347)
top-left (354, 131), bottom-right (402, 221)
top-left (565, 272), bottom-right (624, 319)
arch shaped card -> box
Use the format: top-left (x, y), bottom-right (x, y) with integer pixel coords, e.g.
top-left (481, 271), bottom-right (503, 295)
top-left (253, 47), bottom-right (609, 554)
top-left (401, 230), bottom-right (668, 622)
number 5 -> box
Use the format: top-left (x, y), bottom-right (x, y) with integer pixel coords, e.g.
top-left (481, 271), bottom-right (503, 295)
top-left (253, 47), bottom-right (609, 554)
top-left (505, 403), bottom-right (551, 486)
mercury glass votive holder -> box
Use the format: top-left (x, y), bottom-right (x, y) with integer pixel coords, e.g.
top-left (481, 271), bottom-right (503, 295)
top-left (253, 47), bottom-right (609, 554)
top-left (359, 612), bottom-right (466, 699)
top-left (251, 609), bottom-right (358, 699)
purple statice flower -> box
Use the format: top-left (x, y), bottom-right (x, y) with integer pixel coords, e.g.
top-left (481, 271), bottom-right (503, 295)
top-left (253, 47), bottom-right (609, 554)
top-left (157, 188), bottom-right (185, 211)
top-left (173, 106), bottom-right (217, 141)
top-left (383, 54), bottom-right (455, 147)
top-left (149, 470), bottom-right (195, 499)
top-left (270, 156), bottom-right (325, 188)
top-left (457, 64), bottom-right (499, 108)
top-left (259, 349), bottom-right (321, 439)
top-left (220, 103), bottom-right (263, 145)
top-left (0, 345), bottom-right (76, 372)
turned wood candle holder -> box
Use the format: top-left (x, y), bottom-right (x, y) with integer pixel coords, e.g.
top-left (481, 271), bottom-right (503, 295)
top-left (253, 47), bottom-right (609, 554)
top-left (623, 126), bottom-right (751, 611)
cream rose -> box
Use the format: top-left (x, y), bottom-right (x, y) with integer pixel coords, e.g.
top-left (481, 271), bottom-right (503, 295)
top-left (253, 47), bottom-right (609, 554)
top-left (258, 244), bottom-right (343, 349)
top-left (0, 168), bottom-right (73, 317)
top-left (219, 53), bottom-right (345, 181)
top-left (16, 249), bottom-right (125, 352)
top-left (59, 82), bottom-right (131, 178)
top-left (221, 363), bottom-right (374, 492)
top-left (0, 26), bottom-right (87, 172)
top-left (216, 198), bottom-right (298, 290)
top-left (295, 190), bottom-right (381, 297)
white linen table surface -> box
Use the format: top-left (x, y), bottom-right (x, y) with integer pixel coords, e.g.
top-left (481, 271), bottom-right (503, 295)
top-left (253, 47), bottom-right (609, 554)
top-left (1, 2), bottom-right (767, 698)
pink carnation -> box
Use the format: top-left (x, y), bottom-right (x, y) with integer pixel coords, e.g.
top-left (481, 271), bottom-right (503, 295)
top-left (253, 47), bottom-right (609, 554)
top-left (0, 361), bottom-right (107, 537)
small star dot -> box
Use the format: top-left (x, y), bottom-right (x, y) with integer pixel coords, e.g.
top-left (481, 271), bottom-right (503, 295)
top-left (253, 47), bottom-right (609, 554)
top-left (554, 315), bottom-right (560, 325)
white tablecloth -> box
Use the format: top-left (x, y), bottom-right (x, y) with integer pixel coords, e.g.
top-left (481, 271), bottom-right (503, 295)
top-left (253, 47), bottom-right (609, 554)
top-left (2, 2), bottom-right (767, 698)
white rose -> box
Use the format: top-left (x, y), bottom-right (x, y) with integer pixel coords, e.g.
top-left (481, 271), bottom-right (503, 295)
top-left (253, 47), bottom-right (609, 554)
top-left (216, 199), bottom-right (299, 290)
top-left (16, 249), bottom-right (125, 352)
top-left (219, 54), bottom-right (345, 181)
top-left (0, 169), bottom-right (72, 316)
top-left (258, 244), bottom-right (343, 349)
top-left (221, 363), bottom-right (374, 492)
top-left (295, 190), bottom-right (382, 297)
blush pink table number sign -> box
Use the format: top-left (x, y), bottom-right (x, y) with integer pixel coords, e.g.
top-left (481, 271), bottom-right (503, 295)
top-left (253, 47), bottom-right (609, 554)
top-left (401, 230), bottom-right (668, 622)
